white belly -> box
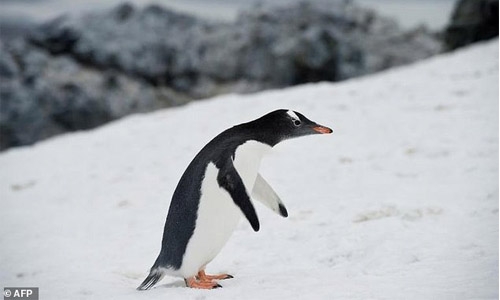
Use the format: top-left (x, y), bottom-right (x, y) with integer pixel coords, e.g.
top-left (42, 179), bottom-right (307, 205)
top-left (179, 141), bottom-right (271, 278)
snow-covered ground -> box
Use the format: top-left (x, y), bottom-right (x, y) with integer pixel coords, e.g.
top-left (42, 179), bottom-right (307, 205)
top-left (0, 39), bottom-right (498, 299)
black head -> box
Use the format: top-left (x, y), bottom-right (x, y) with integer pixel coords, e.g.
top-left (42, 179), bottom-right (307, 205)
top-left (243, 109), bottom-right (333, 146)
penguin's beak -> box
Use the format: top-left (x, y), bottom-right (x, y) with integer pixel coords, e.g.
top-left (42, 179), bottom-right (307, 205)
top-left (312, 125), bottom-right (333, 134)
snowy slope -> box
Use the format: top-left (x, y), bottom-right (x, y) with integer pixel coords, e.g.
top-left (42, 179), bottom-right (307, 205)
top-left (0, 39), bottom-right (498, 300)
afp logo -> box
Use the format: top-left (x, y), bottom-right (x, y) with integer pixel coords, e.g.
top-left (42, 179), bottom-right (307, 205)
top-left (4, 288), bottom-right (38, 300)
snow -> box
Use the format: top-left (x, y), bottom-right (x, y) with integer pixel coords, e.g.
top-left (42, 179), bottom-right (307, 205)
top-left (0, 39), bottom-right (498, 299)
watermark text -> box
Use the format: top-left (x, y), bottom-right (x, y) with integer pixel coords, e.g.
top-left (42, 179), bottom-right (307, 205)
top-left (4, 288), bottom-right (38, 300)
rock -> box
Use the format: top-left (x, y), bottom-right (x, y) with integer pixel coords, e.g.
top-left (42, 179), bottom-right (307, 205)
top-left (0, 79), bottom-right (47, 149)
top-left (30, 16), bottom-right (80, 55)
top-left (444, 0), bottom-right (499, 50)
top-left (0, 45), bottom-right (19, 79)
top-left (29, 3), bottom-right (206, 83)
top-left (0, 40), bottom-right (177, 150)
top-left (27, 1), bottom-right (440, 94)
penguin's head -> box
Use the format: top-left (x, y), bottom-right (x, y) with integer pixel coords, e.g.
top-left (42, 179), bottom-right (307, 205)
top-left (250, 109), bottom-right (333, 145)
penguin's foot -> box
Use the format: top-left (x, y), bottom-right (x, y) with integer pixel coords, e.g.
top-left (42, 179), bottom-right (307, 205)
top-left (184, 277), bottom-right (221, 289)
top-left (197, 270), bottom-right (234, 281)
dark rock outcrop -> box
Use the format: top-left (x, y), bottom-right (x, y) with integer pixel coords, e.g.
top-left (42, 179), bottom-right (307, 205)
top-left (29, 2), bottom-right (440, 95)
top-left (0, 1), bottom-right (441, 150)
top-left (0, 40), bottom-right (184, 150)
top-left (444, 0), bottom-right (499, 51)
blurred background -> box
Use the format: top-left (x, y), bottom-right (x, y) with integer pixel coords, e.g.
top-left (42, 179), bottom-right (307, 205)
top-left (0, 0), bottom-right (498, 150)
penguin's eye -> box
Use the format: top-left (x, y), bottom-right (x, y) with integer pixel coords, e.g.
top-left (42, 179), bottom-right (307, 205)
top-left (293, 120), bottom-right (301, 127)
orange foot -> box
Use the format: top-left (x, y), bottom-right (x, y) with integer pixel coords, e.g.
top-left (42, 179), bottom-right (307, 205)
top-left (197, 269), bottom-right (234, 281)
top-left (184, 277), bottom-right (221, 289)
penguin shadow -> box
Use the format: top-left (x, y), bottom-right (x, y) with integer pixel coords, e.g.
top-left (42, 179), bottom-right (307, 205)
top-left (156, 280), bottom-right (186, 289)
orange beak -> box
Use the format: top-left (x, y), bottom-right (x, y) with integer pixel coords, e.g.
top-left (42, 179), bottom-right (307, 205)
top-left (313, 125), bottom-right (333, 134)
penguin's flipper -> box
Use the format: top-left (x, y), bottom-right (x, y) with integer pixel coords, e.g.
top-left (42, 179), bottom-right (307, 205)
top-left (251, 173), bottom-right (288, 218)
top-left (217, 160), bottom-right (260, 232)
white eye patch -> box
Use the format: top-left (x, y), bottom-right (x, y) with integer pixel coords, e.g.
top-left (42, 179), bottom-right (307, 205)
top-left (286, 110), bottom-right (300, 122)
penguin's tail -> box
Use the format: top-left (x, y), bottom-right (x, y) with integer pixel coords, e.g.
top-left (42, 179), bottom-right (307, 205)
top-left (137, 267), bottom-right (165, 291)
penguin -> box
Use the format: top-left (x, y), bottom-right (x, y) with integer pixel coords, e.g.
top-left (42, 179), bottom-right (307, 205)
top-left (137, 109), bottom-right (332, 290)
